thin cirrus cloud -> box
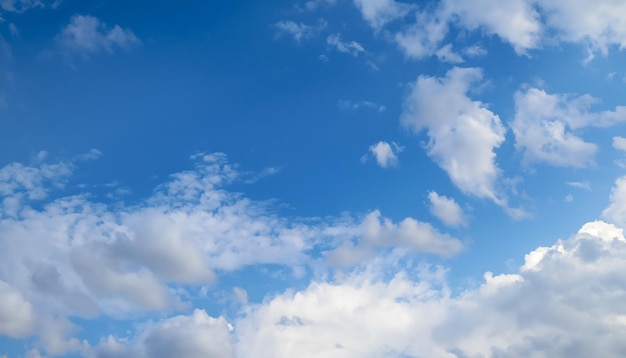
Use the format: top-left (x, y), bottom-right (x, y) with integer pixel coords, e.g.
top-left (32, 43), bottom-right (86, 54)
top-left (274, 19), bottom-right (327, 42)
top-left (55, 15), bottom-right (140, 56)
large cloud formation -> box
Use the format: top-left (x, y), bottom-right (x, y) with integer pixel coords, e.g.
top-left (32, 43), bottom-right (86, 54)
top-left (0, 152), bottom-right (461, 356)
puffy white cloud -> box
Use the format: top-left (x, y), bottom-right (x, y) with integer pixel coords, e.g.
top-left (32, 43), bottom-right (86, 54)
top-left (352, 0), bottom-right (414, 30)
top-left (0, 280), bottom-right (35, 338)
top-left (613, 136), bottom-right (626, 151)
top-left (401, 67), bottom-right (507, 206)
top-left (435, 43), bottom-right (464, 63)
top-left (274, 20), bottom-right (327, 42)
top-left (56, 15), bottom-right (140, 56)
top-left (89, 309), bottom-right (234, 358)
top-left (236, 220), bottom-right (626, 357)
top-left (327, 33), bottom-right (366, 56)
top-left (395, 9), bottom-right (449, 60)
top-left (325, 210), bottom-right (464, 266)
top-left (366, 141), bottom-right (402, 168)
top-left (428, 191), bottom-right (466, 227)
top-left (443, 0), bottom-right (541, 54)
top-left (536, 0), bottom-right (626, 55)
top-left (512, 87), bottom-right (626, 167)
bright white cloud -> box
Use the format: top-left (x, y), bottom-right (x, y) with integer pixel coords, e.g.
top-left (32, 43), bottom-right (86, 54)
top-left (235, 220), bottom-right (626, 357)
top-left (512, 87), bottom-right (626, 167)
top-left (566, 181), bottom-right (591, 190)
top-left (367, 141), bottom-right (402, 168)
top-left (614, 136), bottom-right (626, 151)
top-left (428, 191), bottom-right (466, 227)
top-left (274, 20), bottom-right (326, 42)
top-left (435, 43), bottom-right (464, 63)
top-left (536, 0), bottom-right (626, 56)
top-left (55, 15), bottom-right (140, 56)
top-left (327, 33), bottom-right (366, 56)
top-left (401, 67), bottom-right (509, 208)
top-left (443, 0), bottom-right (541, 54)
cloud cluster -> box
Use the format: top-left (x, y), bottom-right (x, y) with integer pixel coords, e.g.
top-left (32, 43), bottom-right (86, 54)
top-left (0, 152), bottom-right (461, 356)
top-left (512, 87), bottom-right (626, 167)
top-left (89, 218), bottom-right (626, 357)
top-left (353, 0), bottom-right (626, 61)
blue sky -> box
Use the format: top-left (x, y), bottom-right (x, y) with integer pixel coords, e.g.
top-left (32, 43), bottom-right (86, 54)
top-left (2, 0), bottom-right (626, 357)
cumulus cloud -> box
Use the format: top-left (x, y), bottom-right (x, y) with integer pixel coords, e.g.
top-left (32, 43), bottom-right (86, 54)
top-left (325, 210), bottom-right (464, 266)
top-left (55, 15), bottom-right (140, 56)
top-left (365, 141), bottom-right (402, 168)
top-left (234, 220), bottom-right (626, 357)
top-left (89, 309), bottom-right (234, 358)
top-left (614, 136), bottom-right (626, 152)
top-left (512, 87), bottom-right (626, 167)
top-left (401, 67), bottom-right (510, 209)
top-left (274, 19), bottom-right (327, 42)
top-left (395, 9), bottom-right (449, 60)
top-left (536, 0), bottom-right (626, 56)
top-left (442, 0), bottom-right (541, 54)
top-left (428, 191), bottom-right (467, 227)
top-left (327, 33), bottom-right (366, 56)
top-left (603, 176), bottom-right (626, 229)
top-left (0, 152), bottom-right (460, 355)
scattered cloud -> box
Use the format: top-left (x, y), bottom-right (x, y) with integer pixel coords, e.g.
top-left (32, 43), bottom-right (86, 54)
top-left (56, 15), bottom-right (140, 56)
top-left (428, 191), bottom-right (467, 227)
top-left (199, 220), bottom-right (626, 357)
top-left (435, 43), bottom-right (464, 63)
top-left (603, 176), bottom-right (626, 229)
top-left (566, 181), bottom-right (591, 190)
top-left (512, 87), bottom-right (626, 167)
top-left (564, 193), bottom-right (573, 202)
top-left (364, 141), bottom-right (403, 168)
top-left (352, 0), bottom-right (414, 30)
top-left (401, 67), bottom-right (516, 214)
top-left (0, 153), bottom-right (461, 355)
top-left (327, 33), bottom-right (366, 56)
top-left (613, 136), bottom-right (626, 152)
top-left (338, 99), bottom-right (385, 112)
top-left (274, 19), bottom-right (327, 42)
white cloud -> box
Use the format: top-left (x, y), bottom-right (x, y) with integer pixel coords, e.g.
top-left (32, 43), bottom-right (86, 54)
top-left (435, 43), bottom-right (464, 63)
top-left (55, 15), bottom-right (140, 56)
top-left (512, 87), bottom-right (626, 167)
top-left (327, 33), bottom-right (366, 56)
top-left (401, 67), bottom-right (510, 209)
top-left (302, 0), bottom-right (336, 11)
top-left (462, 44), bottom-right (487, 57)
top-left (395, 9), bottom-right (449, 60)
top-left (352, 0), bottom-right (414, 30)
top-left (89, 309), bottom-right (234, 358)
top-left (338, 99), bottom-right (385, 112)
top-left (614, 136), bottom-right (626, 152)
top-left (565, 193), bottom-right (573, 203)
top-left (603, 176), bottom-right (626, 229)
top-left (0, 152), bottom-right (460, 355)
top-left (442, 0), bottom-right (541, 54)
top-left (366, 141), bottom-right (402, 168)
top-left (274, 20), bottom-right (327, 42)
top-left (566, 181), bottom-right (591, 190)
top-left (325, 210), bottom-right (464, 266)
top-left (428, 191), bottom-right (467, 227)
top-left (236, 220), bottom-right (626, 357)
top-left (536, 0), bottom-right (626, 56)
